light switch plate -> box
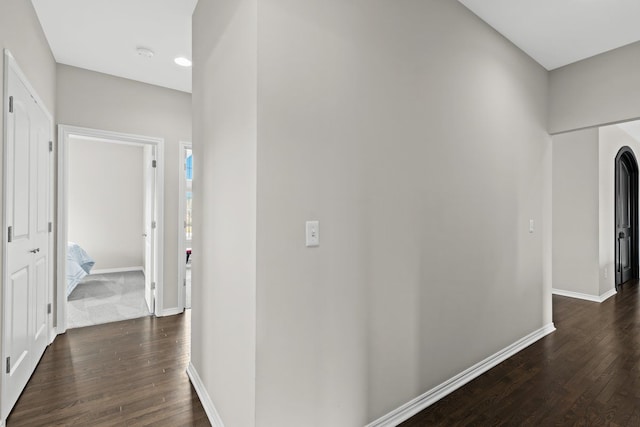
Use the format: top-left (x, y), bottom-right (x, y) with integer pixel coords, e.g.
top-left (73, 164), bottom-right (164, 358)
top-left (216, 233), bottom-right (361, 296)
top-left (306, 221), bottom-right (319, 247)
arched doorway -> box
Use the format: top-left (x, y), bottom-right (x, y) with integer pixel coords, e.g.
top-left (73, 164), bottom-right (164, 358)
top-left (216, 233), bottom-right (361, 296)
top-left (615, 146), bottom-right (639, 289)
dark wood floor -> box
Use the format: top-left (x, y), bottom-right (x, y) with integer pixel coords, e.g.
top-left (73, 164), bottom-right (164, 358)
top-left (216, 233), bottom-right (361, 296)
top-left (11, 284), bottom-right (640, 426)
top-left (7, 312), bottom-right (210, 426)
top-left (402, 280), bottom-right (640, 426)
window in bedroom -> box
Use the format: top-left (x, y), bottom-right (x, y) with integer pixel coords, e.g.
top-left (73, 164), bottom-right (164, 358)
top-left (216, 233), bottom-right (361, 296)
top-left (186, 152), bottom-right (193, 181)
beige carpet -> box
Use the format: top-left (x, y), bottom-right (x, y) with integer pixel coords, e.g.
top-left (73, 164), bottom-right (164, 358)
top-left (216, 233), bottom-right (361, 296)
top-left (67, 271), bottom-right (151, 329)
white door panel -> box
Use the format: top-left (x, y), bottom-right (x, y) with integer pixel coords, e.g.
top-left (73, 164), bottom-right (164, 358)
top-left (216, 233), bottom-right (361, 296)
top-left (34, 256), bottom-right (48, 343)
top-left (6, 267), bottom-right (30, 414)
top-left (9, 268), bottom-right (29, 366)
top-left (9, 94), bottom-right (30, 241)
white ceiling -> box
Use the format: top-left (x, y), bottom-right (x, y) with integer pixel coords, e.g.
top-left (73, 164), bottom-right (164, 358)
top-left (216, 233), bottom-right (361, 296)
top-left (458, 0), bottom-right (640, 70)
top-left (30, 1), bottom-right (640, 92)
top-left (31, 0), bottom-right (198, 93)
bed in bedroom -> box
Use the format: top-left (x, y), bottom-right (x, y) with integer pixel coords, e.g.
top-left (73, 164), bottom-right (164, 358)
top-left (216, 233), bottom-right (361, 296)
top-left (67, 242), bottom-right (95, 297)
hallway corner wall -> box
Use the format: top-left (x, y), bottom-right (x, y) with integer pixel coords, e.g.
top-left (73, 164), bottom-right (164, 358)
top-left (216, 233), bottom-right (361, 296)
top-left (191, 0), bottom-right (258, 426)
top-left (552, 129), bottom-right (600, 297)
top-left (256, 0), bottom-right (550, 425)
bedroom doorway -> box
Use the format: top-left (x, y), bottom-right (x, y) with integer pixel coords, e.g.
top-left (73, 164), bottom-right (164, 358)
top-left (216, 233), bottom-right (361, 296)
top-left (178, 142), bottom-right (192, 310)
top-left (57, 126), bottom-right (165, 333)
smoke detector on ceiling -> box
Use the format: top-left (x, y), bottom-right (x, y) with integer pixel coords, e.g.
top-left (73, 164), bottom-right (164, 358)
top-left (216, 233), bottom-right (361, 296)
top-left (136, 47), bottom-right (155, 58)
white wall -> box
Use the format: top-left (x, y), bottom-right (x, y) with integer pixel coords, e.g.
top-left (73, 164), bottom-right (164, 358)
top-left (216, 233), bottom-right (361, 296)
top-left (194, 0), bottom-right (551, 426)
top-left (599, 125), bottom-right (640, 295)
top-left (192, 0), bottom-right (257, 426)
top-left (552, 129), bottom-right (600, 296)
top-left (549, 41), bottom-right (640, 134)
top-left (257, 1), bottom-right (549, 425)
top-left (68, 137), bottom-right (144, 271)
top-left (56, 65), bottom-right (191, 311)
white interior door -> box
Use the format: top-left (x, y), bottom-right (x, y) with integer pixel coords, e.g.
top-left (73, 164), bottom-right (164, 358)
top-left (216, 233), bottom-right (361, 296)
top-left (3, 57), bottom-right (51, 420)
top-left (143, 146), bottom-right (156, 313)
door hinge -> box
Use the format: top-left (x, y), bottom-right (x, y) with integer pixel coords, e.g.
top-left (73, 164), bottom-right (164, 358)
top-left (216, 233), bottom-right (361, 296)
top-left (151, 221), bottom-right (157, 229)
top-left (8, 96), bottom-right (13, 113)
top-left (6, 357), bottom-right (10, 374)
top-left (152, 160), bottom-right (157, 168)
top-left (48, 222), bottom-right (52, 233)
top-left (49, 141), bottom-right (53, 152)
top-left (7, 226), bottom-right (12, 243)
top-left (151, 282), bottom-right (156, 290)
top-left (47, 303), bottom-right (52, 314)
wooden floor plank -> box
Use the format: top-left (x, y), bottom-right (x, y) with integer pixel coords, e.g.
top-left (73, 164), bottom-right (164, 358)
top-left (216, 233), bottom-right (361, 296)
top-left (7, 311), bottom-right (209, 427)
top-left (401, 280), bottom-right (640, 426)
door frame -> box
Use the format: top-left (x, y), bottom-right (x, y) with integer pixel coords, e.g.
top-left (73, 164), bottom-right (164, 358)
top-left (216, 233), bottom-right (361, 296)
top-left (614, 146), bottom-right (639, 289)
top-left (177, 141), bottom-right (192, 310)
top-left (2, 49), bottom-right (55, 420)
top-left (57, 125), bottom-right (165, 333)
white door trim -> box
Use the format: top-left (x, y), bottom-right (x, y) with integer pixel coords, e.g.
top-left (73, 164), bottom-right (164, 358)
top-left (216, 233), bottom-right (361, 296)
top-left (178, 141), bottom-right (192, 311)
top-left (57, 125), bottom-right (165, 333)
top-left (2, 49), bottom-right (54, 422)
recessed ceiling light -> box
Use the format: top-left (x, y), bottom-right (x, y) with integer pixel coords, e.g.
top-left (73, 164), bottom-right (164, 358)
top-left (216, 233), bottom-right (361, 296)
top-left (137, 47), bottom-right (155, 58)
top-left (174, 57), bottom-right (192, 67)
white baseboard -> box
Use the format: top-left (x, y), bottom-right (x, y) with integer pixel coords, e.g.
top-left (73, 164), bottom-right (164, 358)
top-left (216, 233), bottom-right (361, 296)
top-left (365, 323), bottom-right (556, 427)
top-left (187, 362), bottom-right (224, 427)
top-left (552, 288), bottom-right (617, 303)
top-left (598, 288), bottom-right (617, 302)
top-left (91, 266), bottom-right (144, 275)
top-left (158, 307), bottom-right (184, 317)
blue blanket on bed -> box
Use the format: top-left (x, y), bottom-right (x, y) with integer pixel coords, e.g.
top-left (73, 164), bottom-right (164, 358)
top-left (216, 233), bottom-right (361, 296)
top-left (67, 242), bottom-right (95, 297)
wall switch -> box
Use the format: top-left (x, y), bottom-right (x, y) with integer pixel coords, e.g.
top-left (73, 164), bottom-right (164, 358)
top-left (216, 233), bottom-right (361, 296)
top-left (306, 221), bottom-right (319, 247)
top-left (604, 267), bottom-right (608, 279)
top-left (529, 219), bottom-right (534, 233)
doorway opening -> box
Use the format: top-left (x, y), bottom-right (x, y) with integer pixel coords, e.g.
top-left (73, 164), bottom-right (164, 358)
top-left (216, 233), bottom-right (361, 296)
top-left (178, 142), bottom-right (192, 310)
top-left (57, 126), bottom-right (165, 333)
top-left (615, 146), bottom-right (639, 289)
